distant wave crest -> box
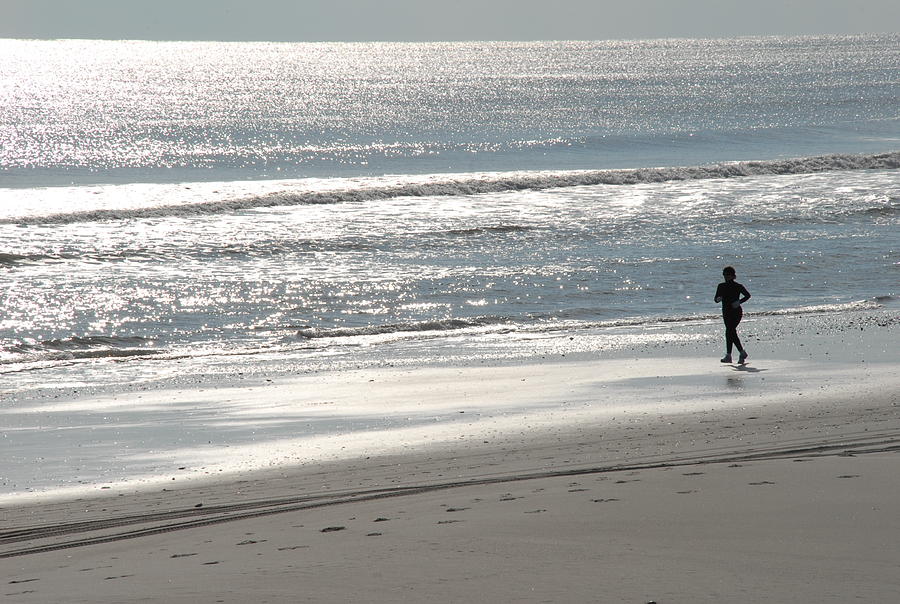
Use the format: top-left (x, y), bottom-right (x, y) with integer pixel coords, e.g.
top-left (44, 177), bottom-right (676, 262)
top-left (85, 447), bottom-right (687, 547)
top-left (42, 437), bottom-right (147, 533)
top-left (4, 151), bottom-right (898, 225)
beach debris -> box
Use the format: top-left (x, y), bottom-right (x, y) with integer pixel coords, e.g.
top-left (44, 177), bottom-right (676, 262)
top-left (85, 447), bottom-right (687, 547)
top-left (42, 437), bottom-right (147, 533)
top-left (321, 526), bottom-right (346, 533)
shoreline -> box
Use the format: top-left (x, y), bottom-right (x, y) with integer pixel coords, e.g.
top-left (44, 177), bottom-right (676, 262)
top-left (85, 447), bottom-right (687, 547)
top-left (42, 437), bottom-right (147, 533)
top-left (2, 307), bottom-right (897, 503)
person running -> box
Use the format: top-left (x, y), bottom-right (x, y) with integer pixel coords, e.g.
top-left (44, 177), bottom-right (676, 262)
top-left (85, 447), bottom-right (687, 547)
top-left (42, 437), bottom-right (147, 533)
top-left (714, 266), bottom-right (751, 364)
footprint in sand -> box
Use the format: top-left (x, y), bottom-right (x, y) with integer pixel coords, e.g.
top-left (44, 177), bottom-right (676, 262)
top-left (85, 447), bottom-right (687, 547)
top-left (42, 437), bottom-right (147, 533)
top-left (79, 565), bottom-right (113, 572)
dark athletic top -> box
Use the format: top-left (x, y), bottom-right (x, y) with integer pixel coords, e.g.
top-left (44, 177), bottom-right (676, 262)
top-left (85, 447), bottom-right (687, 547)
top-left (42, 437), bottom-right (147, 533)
top-left (715, 281), bottom-right (750, 314)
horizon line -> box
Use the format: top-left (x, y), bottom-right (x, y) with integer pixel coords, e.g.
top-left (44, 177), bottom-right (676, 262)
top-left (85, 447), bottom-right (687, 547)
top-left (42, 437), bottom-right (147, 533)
top-left (1, 31), bottom-right (895, 45)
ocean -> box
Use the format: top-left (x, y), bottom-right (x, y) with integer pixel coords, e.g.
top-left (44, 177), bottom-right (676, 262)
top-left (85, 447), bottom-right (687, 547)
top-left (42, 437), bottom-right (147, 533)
top-left (1, 36), bottom-right (898, 495)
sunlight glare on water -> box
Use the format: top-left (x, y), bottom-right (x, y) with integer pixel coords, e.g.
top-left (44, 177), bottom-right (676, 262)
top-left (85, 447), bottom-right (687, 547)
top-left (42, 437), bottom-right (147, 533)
top-left (2, 37), bottom-right (897, 184)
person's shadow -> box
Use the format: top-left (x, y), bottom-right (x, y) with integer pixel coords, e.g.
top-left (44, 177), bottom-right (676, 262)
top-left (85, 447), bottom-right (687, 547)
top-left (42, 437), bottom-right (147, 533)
top-left (732, 364), bottom-right (765, 373)
top-left (725, 364), bottom-right (766, 389)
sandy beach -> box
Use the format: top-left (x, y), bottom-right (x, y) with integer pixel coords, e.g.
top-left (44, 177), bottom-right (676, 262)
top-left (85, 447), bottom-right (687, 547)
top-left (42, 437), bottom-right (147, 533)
top-left (2, 312), bottom-right (898, 603)
top-left (3, 21), bottom-right (899, 604)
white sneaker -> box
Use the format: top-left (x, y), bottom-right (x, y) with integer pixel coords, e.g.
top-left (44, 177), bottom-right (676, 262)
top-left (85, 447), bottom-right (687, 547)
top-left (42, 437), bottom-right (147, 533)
top-left (720, 355), bottom-right (732, 363)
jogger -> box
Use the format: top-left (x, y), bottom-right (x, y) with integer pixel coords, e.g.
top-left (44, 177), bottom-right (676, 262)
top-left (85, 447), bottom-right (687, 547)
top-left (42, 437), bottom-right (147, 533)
top-left (714, 266), bottom-right (751, 364)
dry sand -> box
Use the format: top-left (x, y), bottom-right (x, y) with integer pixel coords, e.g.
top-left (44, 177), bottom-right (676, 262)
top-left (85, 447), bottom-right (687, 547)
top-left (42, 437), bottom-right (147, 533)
top-left (2, 314), bottom-right (898, 603)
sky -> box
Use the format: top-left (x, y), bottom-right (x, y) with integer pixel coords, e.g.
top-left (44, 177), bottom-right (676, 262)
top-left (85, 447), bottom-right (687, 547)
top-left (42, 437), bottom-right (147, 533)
top-left (1, 0), bottom-right (898, 42)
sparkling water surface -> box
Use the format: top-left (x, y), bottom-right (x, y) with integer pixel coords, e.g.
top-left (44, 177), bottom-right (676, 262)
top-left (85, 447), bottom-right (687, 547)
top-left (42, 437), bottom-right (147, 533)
top-left (2, 36), bottom-right (898, 184)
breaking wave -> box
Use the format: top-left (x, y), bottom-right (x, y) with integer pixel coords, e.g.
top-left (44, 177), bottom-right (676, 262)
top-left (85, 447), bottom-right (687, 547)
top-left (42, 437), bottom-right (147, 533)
top-left (4, 151), bottom-right (898, 225)
top-left (0, 336), bottom-right (162, 368)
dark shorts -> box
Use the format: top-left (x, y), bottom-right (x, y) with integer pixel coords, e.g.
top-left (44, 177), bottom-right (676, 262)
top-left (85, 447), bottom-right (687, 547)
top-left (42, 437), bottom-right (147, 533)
top-left (723, 309), bottom-right (742, 327)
